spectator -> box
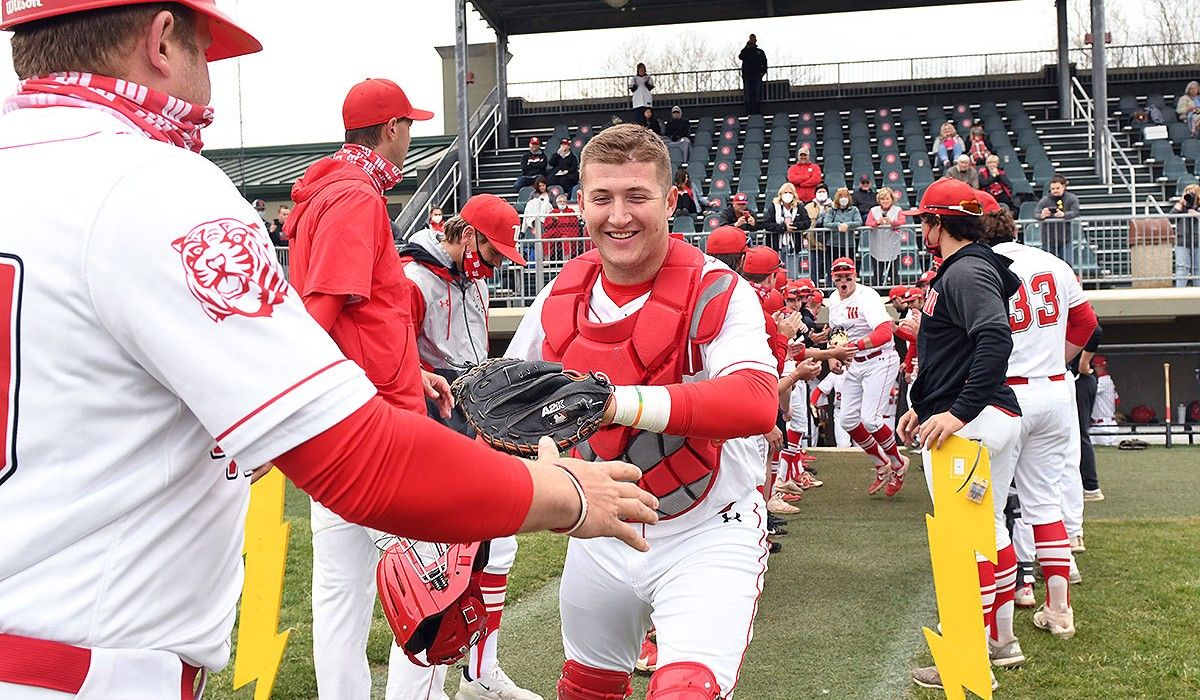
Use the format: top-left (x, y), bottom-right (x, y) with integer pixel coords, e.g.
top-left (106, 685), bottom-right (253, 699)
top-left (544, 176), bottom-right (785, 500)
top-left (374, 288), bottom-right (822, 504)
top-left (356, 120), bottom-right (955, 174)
top-left (978, 154), bottom-right (1015, 211)
top-left (428, 205), bottom-right (445, 234)
top-left (864, 187), bottom-right (906, 284)
top-left (935, 121), bottom-right (965, 170)
top-left (267, 204), bottom-right (290, 246)
top-left (804, 183), bottom-right (832, 228)
top-left (252, 198), bottom-right (268, 223)
top-left (718, 191), bottom-right (758, 231)
top-left (787, 146), bottom-right (823, 202)
top-left (547, 137), bottom-right (579, 194)
top-left (522, 176), bottom-right (553, 237)
top-left (1177, 81), bottom-right (1200, 137)
top-left (763, 182), bottom-right (811, 273)
top-left (1172, 182), bottom-right (1200, 286)
top-left (945, 154), bottom-right (979, 188)
top-left (674, 168), bottom-right (704, 216)
top-left (738, 34), bottom-right (768, 115)
top-left (1036, 174), bottom-right (1081, 266)
top-left (636, 107), bottom-right (663, 136)
top-left (814, 187), bottom-right (861, 284)
top-left (542, 193), bottom-right (581, 260)
top-left (851, 174), bottom-right (875, 218)
top-left (966, 125), bottom-right (992, 165)
top-left (665, 105), bottom-right (692, 160)
top-left (628, 62), bottom-right (655, 121)
top-left (514, 136), bottom-right (547, 190)
top-left (609, 114), bottom-right (624, 126)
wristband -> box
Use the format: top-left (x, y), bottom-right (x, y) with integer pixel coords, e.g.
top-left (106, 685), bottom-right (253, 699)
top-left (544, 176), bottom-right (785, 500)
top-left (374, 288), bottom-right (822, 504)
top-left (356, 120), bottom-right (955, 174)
top-left (611, 385), bottom-right (672, 433)
top-left (550, 464), bottom-right (588, 535)
top-left (854, 339), bottom-right (867, 351)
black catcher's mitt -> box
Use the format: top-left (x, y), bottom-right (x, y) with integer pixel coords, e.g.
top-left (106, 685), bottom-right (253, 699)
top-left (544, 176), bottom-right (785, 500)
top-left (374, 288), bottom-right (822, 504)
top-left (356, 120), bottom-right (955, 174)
top-left (451, 358), bottom-right (614, 457)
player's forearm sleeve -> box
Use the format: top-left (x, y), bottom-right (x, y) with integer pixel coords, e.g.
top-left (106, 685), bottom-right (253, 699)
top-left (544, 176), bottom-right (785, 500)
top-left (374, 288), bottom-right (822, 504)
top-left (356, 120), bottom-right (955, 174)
top-left (859, 322), bottom-right (893, 348)
top-left (1065, 301), bottom-right (1098, 347)
top-left (274, 396), bottom-right (533, 542)
top-left (809, 387), bottom-right (824, 405)
top-left (948, 324), bottom-right (1013, 424)
top-left (894, 323), bottom-right (917, 343)
top-left (664, 369), bottom-right (778, 439)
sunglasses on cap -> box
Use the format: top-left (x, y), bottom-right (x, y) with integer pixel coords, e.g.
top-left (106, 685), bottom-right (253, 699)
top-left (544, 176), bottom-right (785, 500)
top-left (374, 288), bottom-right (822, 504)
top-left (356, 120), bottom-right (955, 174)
top-left (923, 200), bottom-right (984, 216)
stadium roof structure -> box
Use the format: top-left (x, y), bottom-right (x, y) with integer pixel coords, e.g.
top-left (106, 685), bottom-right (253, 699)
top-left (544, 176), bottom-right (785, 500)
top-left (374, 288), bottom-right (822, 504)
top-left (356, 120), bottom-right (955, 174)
top-left (470, 0), bottom-right (1009, 35)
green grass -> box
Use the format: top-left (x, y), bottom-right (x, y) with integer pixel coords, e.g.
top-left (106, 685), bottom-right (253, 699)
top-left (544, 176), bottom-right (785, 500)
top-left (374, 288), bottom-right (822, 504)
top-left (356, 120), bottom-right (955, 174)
top-left (205, 447), bottom-right (1199, 699)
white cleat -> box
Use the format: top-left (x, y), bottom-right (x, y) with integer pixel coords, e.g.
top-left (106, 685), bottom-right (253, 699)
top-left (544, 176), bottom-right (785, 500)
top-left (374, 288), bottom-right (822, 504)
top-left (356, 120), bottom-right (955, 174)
top-left (455, 665), bottom-right (544, 700)
top-left (1033, 604), bottom-right (1076, 640)
top-left (1070, 535), bottom-right (1086, 553)
top-left (1015, 584), bottom-right (1036, 608)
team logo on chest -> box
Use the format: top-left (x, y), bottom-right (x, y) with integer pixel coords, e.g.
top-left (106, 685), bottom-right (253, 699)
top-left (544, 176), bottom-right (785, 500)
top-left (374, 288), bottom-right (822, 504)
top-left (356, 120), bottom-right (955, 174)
top-left (172, 218), bottom-right (289, 322)
top-left (847, 306), bottom-right (859, 319)
top-left (922, 290), bottom-right (940, 316)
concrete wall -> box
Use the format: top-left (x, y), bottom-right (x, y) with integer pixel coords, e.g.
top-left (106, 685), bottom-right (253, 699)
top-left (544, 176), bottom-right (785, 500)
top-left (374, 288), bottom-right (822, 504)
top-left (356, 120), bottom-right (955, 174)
top-left (436, 42), bottom-right (508, 134)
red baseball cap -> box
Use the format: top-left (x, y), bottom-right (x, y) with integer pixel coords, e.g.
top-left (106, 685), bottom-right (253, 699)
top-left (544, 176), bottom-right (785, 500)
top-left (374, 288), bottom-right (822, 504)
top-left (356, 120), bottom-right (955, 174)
top-left (762, 288), bottom-right (785, 314)
top-left (1, 0), bottom-right (262, 61)
top-left (903, 178), bottom-right (983, 218)
top-left (460, 194), bottom-right (525, 265)
top-left (796, 278), bottom-right (817, 290)
top-left (918, 269), bottom-right (936, 285)
top-left (888, 285), bottom-right (908, 301)
top-left (343, 79), bottom-right (434, 130)
top-left (731, 192), bottom-right (749, 205)
top-left (830, 257), bottom-right (857, 275)
top-left (974, 189), bottom-right (1001, 214)
top-left (784, 285), bottom-right (803, 300)
top-left (706, 226), bottom-right (749, 255)
top-left (743, 246), bottom-right (783, 275)
top-left (530, 137), bottom-right (541, 146)
top-left (809, 289), bottom-right (825, 305)
top-left (902, 286), bottom-right (925, 302)
top-left (774, 269), bottom-right (788, 289)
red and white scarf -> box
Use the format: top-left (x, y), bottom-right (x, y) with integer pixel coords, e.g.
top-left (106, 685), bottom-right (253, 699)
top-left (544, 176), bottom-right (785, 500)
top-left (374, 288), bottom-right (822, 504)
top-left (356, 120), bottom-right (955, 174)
top-left (331, 143), bottom-right (403, 194)
top-left (3, 72), bottom-right (213, 153)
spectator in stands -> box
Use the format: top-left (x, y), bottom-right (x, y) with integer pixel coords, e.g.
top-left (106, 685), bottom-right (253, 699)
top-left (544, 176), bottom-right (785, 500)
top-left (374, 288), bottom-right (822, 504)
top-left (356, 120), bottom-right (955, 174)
top-left (267, 204), bottom-right (290, 246)
top-left (542, 193), bottom-right (581, 261)
top-left (738, 34), bottom-right (768, 115)
top-left (787, 146), bottom-right (823, 202)
top-left (514, 136), bottom-right (548, 190)
top-left (851, 174), bottom-right (875, 218)
top-left (522, 176), bottom-right (553, 237)
top-left (547, 137), bottom-right (579, 194)
top-left (636, 107), bottom-right (663, 136)
top-left (628, 63), bottom-right (655, 121)
top-left (978, 154), bottom-right (1015, 211)
top-left (665, 105), bottom-right (692, 160)
top-left (1171, 182), bottom-right (1200, 286)
top-left (718, 191), bottom-right (758, 231)
top-left (966, 125), bottom-right (992, 165)
top-left (428, 205), bottom-right (444, 234)
top-left (674, 168), bottom-right (703, 216)
top-left (805, 183), bottom-right (832, 227)
top-left (1036, 174), bottom-right (1081, 266)
top-left (763, 182), bottom-right (811, 271)
top-left (1177, 81), bottom-right (1200, 137)
top-left (864, 187), bottom-right (906, 283)
top-left (609, 114), bottom-right (624, 126)
top-left (814, 187), bottom-right (861, 283)
top-left (945, 154), bottom-right (979, 188)
top-left (935, 121), bottom-right (965, 170)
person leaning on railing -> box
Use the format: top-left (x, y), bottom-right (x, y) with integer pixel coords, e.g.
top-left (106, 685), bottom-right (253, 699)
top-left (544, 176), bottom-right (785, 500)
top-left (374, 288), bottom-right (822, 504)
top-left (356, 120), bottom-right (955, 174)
top-left (815, 187), bottom-right (861, 284)
top-left (1171, 183), bottom-right (1200, 287)
top-left (763, 182), bottom-right (810, 274)
top-left (542, 193), bottom-right (583, 261)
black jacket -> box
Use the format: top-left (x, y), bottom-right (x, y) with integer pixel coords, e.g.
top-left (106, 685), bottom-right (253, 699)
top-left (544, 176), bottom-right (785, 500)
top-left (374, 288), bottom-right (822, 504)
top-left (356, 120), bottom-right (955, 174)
top-left (739, 44), bottom-right (768, 78)
top-left (911, 243), bottom-right (1022, 423)
top-left (520, 150), bottom-right (548, 178)
top-left (851, 188), bottom-right (876, 218)
top-left (761, 201), bottom-right (810, 250)
top-left (547, 151), bottom-right (579, 181)
top-left (637, 115), bottom-right (663, 135)
top-left (665, 117), bottom-right (691, 141)
top-left (718, 205), bottom-right (757, 231)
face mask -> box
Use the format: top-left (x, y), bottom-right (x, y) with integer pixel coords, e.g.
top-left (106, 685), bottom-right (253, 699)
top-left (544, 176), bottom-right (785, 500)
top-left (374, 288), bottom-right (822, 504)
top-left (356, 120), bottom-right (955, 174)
top-left (748, 281), bottom-right (772, 301)
top-left (781, 193), bottom-right (795, 204)
top-left (461, 233), bottom-right (495, 280)
top-left (838, 198), bottom-right (849, 207)
top-left (923, 221), bottom-right (941, 257)
top-left (816, 192), bottom-right (829, 203)
top-left (430, 215), bottom-right (442, 224)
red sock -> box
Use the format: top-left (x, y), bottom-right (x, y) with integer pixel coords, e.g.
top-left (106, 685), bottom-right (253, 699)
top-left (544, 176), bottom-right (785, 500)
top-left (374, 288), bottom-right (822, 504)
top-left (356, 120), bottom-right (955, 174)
top-left (786, 429), bottom-right (802, 449)
top-left (1033, 521), bottom-right (1072, 608)
top-left (779, 450), bottom-right (804, 481)
top-left (847, 423), bottom-right (889, 468)
top-left (871, 424), bottom-right (904, 468)
top-left (992, 544), bottom-right (1017, 642)
top-left (977, 559), bottom-right (996, 641)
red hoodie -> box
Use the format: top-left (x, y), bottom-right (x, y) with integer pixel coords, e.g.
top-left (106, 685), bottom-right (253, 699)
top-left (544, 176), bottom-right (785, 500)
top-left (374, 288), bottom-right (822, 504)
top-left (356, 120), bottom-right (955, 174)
top-left (285, 157), bottom-right (424, 412)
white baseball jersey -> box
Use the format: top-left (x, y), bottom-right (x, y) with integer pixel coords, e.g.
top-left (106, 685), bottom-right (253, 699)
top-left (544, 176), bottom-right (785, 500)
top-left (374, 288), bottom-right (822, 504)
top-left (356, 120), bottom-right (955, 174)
top-left (0, 107), bottom-right (374, 670)
top-left (506, 257), bottom-right (777, 538)
top-left (814, 372), bottom-right (844, 411)
top-left (1093, 375), bottom-right (1117, 422)
top-left (782, 359), bottom-right (808, 434)
top-left (826, 284), bottom-right (895, 359)
top-left (993, 241), bottom-right (1087, 379)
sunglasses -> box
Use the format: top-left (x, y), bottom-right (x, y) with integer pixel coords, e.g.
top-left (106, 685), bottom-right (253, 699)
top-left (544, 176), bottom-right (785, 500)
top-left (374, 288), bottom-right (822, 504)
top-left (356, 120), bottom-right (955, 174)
top-left (923, 199), bottom-right (984, 216)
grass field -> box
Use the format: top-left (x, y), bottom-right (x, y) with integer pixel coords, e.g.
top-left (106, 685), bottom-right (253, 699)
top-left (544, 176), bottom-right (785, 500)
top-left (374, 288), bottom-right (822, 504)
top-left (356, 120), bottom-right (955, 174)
top-left (206, 447), bottom-right (1199, 699)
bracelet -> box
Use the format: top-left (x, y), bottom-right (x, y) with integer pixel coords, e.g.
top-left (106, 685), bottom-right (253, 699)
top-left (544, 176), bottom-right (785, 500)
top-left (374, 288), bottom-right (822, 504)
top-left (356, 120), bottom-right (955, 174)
top-left (550, 464), bottom-right (588, 535)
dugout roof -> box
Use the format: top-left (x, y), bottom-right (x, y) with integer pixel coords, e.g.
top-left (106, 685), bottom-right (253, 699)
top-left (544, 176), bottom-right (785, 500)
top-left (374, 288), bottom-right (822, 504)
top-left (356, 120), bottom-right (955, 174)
top-left (471, 0), bottom-right (1008, 36)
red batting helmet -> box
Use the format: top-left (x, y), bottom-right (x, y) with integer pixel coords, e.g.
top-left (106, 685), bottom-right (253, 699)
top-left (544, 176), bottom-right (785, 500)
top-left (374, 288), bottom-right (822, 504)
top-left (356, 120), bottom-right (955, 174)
top-left (377, 538), bottom-right (489, 666)
top-left (0, 0), bottom-right (263, 62)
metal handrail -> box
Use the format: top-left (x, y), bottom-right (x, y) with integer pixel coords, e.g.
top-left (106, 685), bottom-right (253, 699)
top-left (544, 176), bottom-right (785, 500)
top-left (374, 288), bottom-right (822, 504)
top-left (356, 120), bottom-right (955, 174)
top-left (1104, 127), bottom-right (1139, 214)
top-left (1070, 76), bottom-right (1094, 158)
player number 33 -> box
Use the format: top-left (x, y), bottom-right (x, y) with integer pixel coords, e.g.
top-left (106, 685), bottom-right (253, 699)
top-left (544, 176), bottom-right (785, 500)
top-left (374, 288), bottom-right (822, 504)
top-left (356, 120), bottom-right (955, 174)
top-left (1008, 271), bottom-right (1060, 333)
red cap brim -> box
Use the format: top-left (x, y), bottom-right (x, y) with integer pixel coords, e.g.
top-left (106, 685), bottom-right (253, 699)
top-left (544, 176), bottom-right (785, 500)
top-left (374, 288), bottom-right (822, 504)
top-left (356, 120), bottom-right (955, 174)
top-left (489, 239), bottom-right (526, 266)
top-left (196, 4), bottom-right (263, 61)
top-left (406, 107), bottom-right (435, 122)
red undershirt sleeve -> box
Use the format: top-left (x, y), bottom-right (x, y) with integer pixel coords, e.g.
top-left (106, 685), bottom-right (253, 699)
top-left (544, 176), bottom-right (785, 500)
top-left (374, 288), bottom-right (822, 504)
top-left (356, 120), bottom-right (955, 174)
top-left (274, 396), bottom-right (533, 542)
top-left (894, 323), bottom-right (917, 344)
top-left (1065, 301), bottom-right (1098, 348)
top-left (663, 369), bottom-right (778, 439)
top-left (858, 322), bottom-right (894, 348)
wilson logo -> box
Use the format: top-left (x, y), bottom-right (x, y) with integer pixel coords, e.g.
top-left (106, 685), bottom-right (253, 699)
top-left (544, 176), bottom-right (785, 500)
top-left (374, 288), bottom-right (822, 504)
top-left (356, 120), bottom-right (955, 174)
top-left (5, 0), bottom-right (42, 14)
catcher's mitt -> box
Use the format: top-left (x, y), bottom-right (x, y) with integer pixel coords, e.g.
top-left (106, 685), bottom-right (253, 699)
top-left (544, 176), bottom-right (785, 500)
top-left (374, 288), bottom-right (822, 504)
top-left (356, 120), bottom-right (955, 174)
top-left (451, 358), bottom-right (613, 457)
top-left (828, 329), bottom-right (851, 347)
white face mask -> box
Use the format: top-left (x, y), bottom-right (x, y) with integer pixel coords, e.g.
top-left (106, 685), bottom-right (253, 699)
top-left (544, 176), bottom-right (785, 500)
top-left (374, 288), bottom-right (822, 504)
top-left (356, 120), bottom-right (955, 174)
top-left (781, 193), bottom-right (795, 204)
top-left (838, 197), bottom-right (849, 207)
top-left (816, 192), bottom-right (829, 203)
top-left (430, 215), bottom-right (442, 224)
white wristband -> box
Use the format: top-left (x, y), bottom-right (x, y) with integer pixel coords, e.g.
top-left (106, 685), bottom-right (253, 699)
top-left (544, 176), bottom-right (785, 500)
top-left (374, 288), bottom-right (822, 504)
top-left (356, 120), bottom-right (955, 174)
top-left (611, 385), bottom-right (672, 433)
top-left (551, 465), bottom-right (588, 535)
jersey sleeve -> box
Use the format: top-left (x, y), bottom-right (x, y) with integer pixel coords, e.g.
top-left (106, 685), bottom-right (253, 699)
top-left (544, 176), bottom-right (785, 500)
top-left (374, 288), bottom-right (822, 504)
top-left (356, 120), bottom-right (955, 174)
top-left (85, 153), bottom-right (376, 466)
top-left (702, 275), bottom-right (779, 378)
top-left (504, 279), bottom-right (555, 361)
top-left (860, 289), bottom-right (893, 328)
top-left (298, 187), bottom-right (386, 300)
top-left (1059, 263), bottom-right (1088, 309)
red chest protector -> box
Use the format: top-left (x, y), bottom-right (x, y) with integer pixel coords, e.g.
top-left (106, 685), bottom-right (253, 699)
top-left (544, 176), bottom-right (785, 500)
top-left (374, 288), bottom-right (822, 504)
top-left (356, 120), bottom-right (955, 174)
top-left (541, 239), bottom-right (737, 519)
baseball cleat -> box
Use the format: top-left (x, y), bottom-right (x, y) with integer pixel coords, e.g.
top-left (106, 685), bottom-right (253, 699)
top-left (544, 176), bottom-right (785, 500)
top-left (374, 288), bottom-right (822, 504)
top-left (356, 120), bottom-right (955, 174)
top-left (767, 494), bottom-right (800, 515)
top-left (1033, 604), bottom-right (1076, 639)
top-left (767, 525), bottom-right (788, 536)
top-left (1069, 568), bottom-right (1082, 584)
top-left (768, 539), bottom-right (784, 554)
top-left (884, 456), bottom-right (909, 497)
top-left (780, 492), bottom-right (803, 503)
top-left (797, 450), bottom-right (816, 463)
top-left (635, 637), bottom-right (658, 674)
top-left (1015, 584), bottom-right (1036, 608)
top-left (911, 666), bottom-right (998, 691)
top-left (767, 514), bottom-right (787, 529)
top-left (774, 479), bottom-right (805, 496)
top-left (795, 471), bottom-right (823, 489)
top-left (867, 467), bottom-right (892, 496)
top-left (1070, 535), bottom-right (1086, 552)
top-left (1083, 488), bottom-right (1105, 502)
top-left (988, 638), bottom-right (1026, 668)
top-left (456, 665), bottom-right (544, 700)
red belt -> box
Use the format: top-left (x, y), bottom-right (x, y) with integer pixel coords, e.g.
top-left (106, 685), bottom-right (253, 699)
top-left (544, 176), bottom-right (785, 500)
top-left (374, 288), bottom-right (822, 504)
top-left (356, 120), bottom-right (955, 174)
top-left (1006, 373), bottom-right (1066, 386)
top-left (855, 349), bottom-right (884, 361)
top-left (0, 633), bottom-right (200, 696)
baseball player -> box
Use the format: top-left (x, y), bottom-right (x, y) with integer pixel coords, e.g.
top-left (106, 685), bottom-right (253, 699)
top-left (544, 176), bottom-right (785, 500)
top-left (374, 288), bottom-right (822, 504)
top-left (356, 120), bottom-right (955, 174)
top-left (825, 257), bottom-right (908, 496)
top-left (811, 367), bottom-right (850, 447)
top-left (896, 180), bottom-right (1023, 692)
top-left (1091, 356), bottom-right (1119, 446)
top-left (506, 124), bottom-right (780, 699)
top-left (391, 195), bottom-right (539, 700)
top-left (0, 5), bottom-right (657, 699)
top-left (977, 190), bottom-right (1098, 660)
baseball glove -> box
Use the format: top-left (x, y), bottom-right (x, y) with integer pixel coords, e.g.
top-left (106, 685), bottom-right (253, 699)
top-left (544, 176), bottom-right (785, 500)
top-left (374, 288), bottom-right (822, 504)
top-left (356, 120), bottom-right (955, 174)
top-left (451, 358), bottom-right (614, 457)
top-left (828, 329), bottom-right (851, 347)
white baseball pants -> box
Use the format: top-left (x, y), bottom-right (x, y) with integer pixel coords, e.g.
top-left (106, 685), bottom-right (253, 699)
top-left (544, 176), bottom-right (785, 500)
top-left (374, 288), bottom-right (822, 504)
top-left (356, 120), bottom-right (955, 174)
top-left (839, 352), bottom-right (900, 433)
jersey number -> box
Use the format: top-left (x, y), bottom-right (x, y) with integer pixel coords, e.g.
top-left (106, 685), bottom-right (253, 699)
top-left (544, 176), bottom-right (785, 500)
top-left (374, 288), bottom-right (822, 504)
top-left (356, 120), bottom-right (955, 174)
top-left (1009, 272), bottom-right (1060, 333)
top-left (0, 255), bottom-right (22, 487)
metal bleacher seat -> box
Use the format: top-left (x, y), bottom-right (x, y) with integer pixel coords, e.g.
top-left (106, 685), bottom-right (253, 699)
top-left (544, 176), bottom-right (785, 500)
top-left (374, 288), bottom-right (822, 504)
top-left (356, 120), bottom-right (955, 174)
top-left (669, 144), bottom-right (685, 173)
top-left (1181, 139), bottom-right (1200, 164)
top-left (744, 127), bottom-right (765, 146)
top-left (1032, 159), bottom-right (1055, 186)
top-left (747, 114), bottom-right (765, 130)
top-left (742, 143), bottom-right (763, 165)
top-left (705, 213), bottom-right (722, 231)
top-left (1168, 122), bottom-right (1192, 144)
top-left (516, 186), bottom-right (533, 214)
top-left (550, 124), bottom-right (570, 145)
top-left (671, 216), bottom-right (698, 234)
top-left (1023, 222), bottom-right (1043, 249)
top-left (1177, 175), bottom-right (1198, 194)
top-left (548, 185), bottom-right (564, 201)
top-left (1149, 139), bottom-right (1175, 162)
top-left (1018, 200), bottom-right (1037, 220)
top-left (1162, 155), bottom-right (1189, 183)
top-left (1117, 94), bottom-right (1138, 117)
